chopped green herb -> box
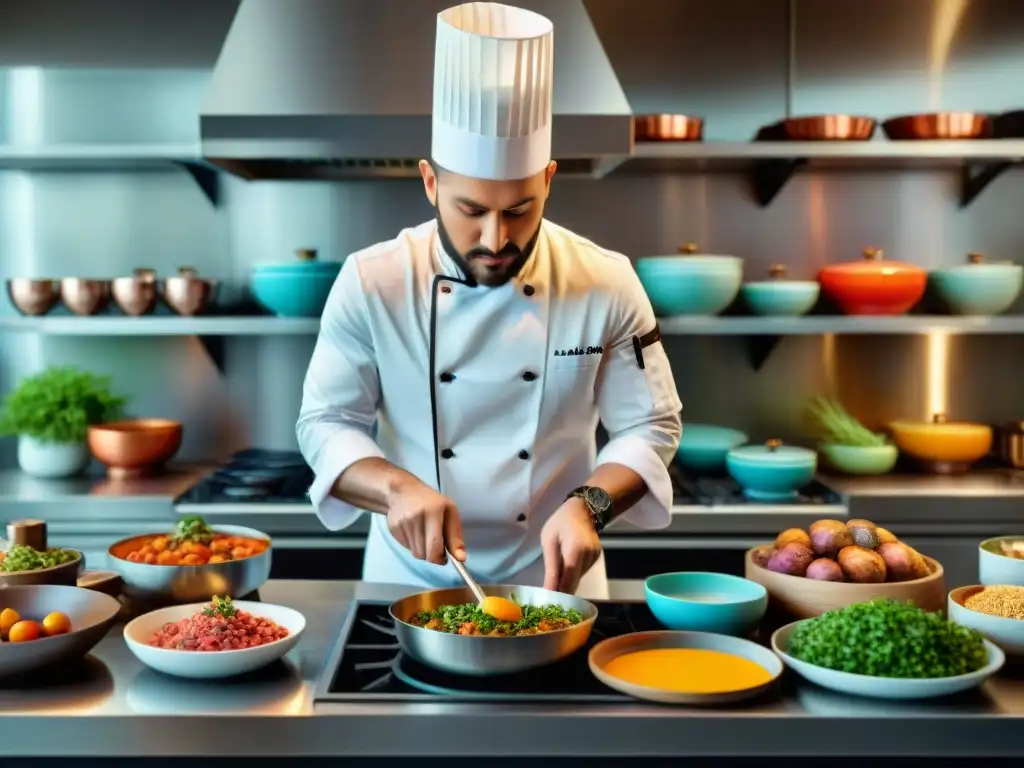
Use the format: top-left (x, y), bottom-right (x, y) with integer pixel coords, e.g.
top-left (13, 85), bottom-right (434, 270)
top-left (787, 598), bottom-right (989, 679)
top-left (410, 601), bottom-right (583, 636)
top-left (0, 544), bottom-right (79, 573)
top-left (171, 515), bottom-right (215, 544)
top-left (201, 596), bottom-right (237, 619)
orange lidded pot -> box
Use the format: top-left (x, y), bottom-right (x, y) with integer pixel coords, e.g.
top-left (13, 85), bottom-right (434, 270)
top-left (818, 247), bottom-right (926, 316)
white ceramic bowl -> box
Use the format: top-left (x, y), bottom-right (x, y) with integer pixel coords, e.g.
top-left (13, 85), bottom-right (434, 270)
top-left (979, 536), bottom-right (1024, 586)
top-left (123, 601), bottom-right (305, 679)
top-left (949, 586), bottom-right (1024, 656)
top-left (771, 620), bottom-right (1004, 700)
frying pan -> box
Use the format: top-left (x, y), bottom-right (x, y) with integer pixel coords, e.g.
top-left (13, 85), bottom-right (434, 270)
top-left (389, 584), bottom-right (598, 676)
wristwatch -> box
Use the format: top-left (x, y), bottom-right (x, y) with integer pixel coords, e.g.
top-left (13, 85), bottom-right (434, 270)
top-left (567, 486), bottom-right (614, 532)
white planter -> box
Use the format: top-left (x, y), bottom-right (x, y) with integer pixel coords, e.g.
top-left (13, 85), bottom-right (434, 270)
top-left (17, 436), bottom-right (90, 479)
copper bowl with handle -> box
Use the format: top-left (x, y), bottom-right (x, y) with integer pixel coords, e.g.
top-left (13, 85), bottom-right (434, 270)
top-left (6, 279), bottom-right (60, 316)
top-left (87, 418), bottom-right (182, 479)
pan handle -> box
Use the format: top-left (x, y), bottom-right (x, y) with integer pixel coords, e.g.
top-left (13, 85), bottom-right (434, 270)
top-left (448, 552), bottom-right (487, 604)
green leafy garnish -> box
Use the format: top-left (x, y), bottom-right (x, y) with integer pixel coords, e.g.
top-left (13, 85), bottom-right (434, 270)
top-left (788, 598), bottom-right (989, 679)
top-left (805, 396), bottom-right (888, 448)
top-left (0, 544), bottom-right (79, 573)
top-left (171, 515), bottom-right (215, 544)
top-left (0, 366), bottom-right (126, 443)
top-left (411, 601), bottom-right (583, 636)
top-left (201, 596), bottom-right (237, 619)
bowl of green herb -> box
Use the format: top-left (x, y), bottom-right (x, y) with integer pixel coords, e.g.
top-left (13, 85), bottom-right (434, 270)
top-left (771, 598), bottom-right (1004, 699)
top-left (806, 396), bottom-right (898, 475)
top-left (0, 544), bottom-right (82, 588)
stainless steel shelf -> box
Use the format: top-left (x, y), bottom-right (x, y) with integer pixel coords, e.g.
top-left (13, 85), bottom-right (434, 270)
top-left (0, 143), bottom-right (205, 170)
top-left (0, 316), bottom-right (320, 335)
top-left (660, 315), bottom-right (1024, 335)
top-left (3, 315), bottom-right (1023, 337)
top-left (622, 139), bottom-right (1024, 171)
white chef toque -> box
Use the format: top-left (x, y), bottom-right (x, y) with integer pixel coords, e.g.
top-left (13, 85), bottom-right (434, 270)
top-left (431, 2), bottom-right (554, 181)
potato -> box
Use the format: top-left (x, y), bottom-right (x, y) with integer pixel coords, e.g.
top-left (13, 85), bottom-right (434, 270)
top-left (806, 558), bottom-right (845, 582)
top-left (766, 542), bottom-right (815, 577)
top-left (875, 527), bottom-right (898, 546)
top-left (845, 519), bottom-right (877, 533)
top-left (876, 541), bottom-right (931, 582)
top-left (847, 523), bottom-right (879, 550)
top-left (837, 545), bottom-right (887, 584)
top-left (774, 528), bottom-right (811, 550)
top-left (809, 519), bottom-right (854, 558)
top-left (750, 544), bottom-right (775, 568)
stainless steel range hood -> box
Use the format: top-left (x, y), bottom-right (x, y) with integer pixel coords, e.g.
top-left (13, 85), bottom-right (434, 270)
top-left (199, 0), bottom-right (633, 181)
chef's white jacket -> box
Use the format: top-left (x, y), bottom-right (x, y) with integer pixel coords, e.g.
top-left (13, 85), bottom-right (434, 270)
top-left (297, 219), bottom-right (682, 599)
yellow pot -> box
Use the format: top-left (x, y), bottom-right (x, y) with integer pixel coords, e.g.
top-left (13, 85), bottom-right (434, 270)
top-left (889, 413), bottom-right (992, 473)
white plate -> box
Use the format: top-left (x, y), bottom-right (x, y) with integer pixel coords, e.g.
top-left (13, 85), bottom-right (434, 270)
top-left (771, 620), bottom-right (1005, 700)
top-left (123, 601), bottom-right (305, 679)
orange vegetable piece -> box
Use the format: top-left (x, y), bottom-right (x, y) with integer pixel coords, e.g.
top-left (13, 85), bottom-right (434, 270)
top-left (0, 608), bottom-right (21, 639)
top-left (42, 612), bottom-right (72, 636)
top-left (8, 620), bottom-right (41, 643)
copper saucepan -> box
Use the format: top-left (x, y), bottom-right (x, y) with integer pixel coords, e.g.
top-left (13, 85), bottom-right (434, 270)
top-left (882, 112), bottom-right (991, 140)
top-left (759, 115), bottom-right (877, 141)
top-left (634, 114), bottom-right (704, 142)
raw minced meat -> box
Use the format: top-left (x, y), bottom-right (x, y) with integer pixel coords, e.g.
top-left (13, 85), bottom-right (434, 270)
top-left (147, 596), bottom-right (289, 652)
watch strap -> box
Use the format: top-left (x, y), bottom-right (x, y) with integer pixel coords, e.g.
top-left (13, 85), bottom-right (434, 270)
top-left (568, 486), bottom-right (608, 532)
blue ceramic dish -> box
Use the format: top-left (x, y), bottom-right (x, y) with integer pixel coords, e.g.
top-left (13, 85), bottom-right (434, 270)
top-left (742, 266), bottom-right (820, 316)
top-left (726, 440), bottom-right (817, 501)
top-left (636, 245), bottom-right (742, 317)
top-left (675, 423), bottom-right (749, 473)
top-left (930, 255), bottom-right (1022, 316)
top-left (644, 572), bottom-right (768, 636)
top-left (251, 250), bottom-right (341, 318)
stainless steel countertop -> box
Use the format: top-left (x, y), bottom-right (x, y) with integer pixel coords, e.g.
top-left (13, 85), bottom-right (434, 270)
top-left (3, 579), bottom-right (1024, 758)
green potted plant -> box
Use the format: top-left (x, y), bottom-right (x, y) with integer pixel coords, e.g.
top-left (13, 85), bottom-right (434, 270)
top-left (805, 395), bottom-right (898, 475)
top-left (0, 366), bottom-right (127, 478)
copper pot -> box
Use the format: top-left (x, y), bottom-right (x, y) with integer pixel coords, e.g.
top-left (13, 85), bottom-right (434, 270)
top-left (6, 279), bottom-right (60, 316)
top-left (60, 278), bottom-right (112, 316)
top-left (87, 418), bottom-right (183, 479)
top-left (762, 115), bottom-right (876, 141)
top-left (161, 267), bottom-right (219, 316)
top-left (634, 114), bottom-right (704, 142)
top-left (882, 112), bottom-right (991, 140)
top-left (112, 277), bottom-right (157, 316)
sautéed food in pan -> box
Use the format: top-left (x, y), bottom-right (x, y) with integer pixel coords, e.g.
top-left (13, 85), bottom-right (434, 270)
top-left (408, 601), bottom-right (584, 636)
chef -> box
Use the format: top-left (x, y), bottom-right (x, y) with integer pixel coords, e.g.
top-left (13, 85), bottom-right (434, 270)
top-left (296, 1), bottom-right (682, 600)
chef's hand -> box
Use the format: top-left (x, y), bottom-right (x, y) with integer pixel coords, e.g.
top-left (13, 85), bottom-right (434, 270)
top-left (387, 481), bottom-right (465, 566)
top-left (541, 497), bottom-right (602, 594)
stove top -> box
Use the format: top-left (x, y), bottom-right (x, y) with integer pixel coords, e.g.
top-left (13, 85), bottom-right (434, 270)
top-left (314, 599), bottom-right (667, 703)
top-left (669, 465), bottom-right (840, 508)
top-left (176, 449), bottom-right (312, 507)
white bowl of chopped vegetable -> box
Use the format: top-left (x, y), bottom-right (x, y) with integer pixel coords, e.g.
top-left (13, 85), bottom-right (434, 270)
top-left (771, 598), bottom-right (1004, 699)
top-left (949, 585), bottom-right (1024, 656)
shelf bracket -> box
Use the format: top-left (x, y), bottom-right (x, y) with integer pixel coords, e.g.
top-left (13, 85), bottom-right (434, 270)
top-left (750, 158), bottom-right (806, 207)
top-left (198, 335), bottom-right (227, 374)
top-left (960, 161), bottom-right (1015, 208)
top-left (744, 335), bottom-right (783, 372)
top-left (176, 161), bottom-right (221, 207)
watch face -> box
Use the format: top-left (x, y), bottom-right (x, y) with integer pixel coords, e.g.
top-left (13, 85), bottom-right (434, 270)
top-left (585, 487), bottom-right (613, 514)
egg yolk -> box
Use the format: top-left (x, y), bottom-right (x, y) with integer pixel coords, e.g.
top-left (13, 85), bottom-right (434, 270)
top-left (481, 596), bottom-right (523, 622)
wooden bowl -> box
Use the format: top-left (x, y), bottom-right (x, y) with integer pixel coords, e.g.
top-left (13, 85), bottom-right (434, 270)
top-left (87, 419), bottom-right (182, 479)
top-left (744, 547), bottom-right (946, 620)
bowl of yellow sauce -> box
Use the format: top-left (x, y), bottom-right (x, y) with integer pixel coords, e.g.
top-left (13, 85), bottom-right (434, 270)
top-left (644, 571), bottom-right (768, 636)
top-left (588, 630), bottom-right (783, 705)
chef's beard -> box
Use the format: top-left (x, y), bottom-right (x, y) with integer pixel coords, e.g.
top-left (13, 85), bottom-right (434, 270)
top-left (435, 208), bottom-right (541, 288)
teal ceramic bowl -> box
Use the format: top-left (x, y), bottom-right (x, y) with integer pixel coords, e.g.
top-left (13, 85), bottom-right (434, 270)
top-left (742, 280), bottom-right (820, 316)
top-left (979, 537), bottom-right (1024, 586)
top-left (726, 441), bottom-right (817, 501)
top-left (644, 572), bottom-right (768, 636)
top-left (636, 248), bottom-right (742, 317)
top-left (252, 269), bottom-right (339, 317)
top-left (675, 423), bottom-right (749, 474)
top-left (930, 258), bottom-right (1023, 316)
top-left (818, 443), bottom-right (898, 475)
top-left (949, 586), bottom-right (1024, 657)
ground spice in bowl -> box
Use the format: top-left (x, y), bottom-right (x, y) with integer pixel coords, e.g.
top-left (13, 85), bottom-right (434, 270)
top-left (964, 586), bottom-right (1024, 620)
